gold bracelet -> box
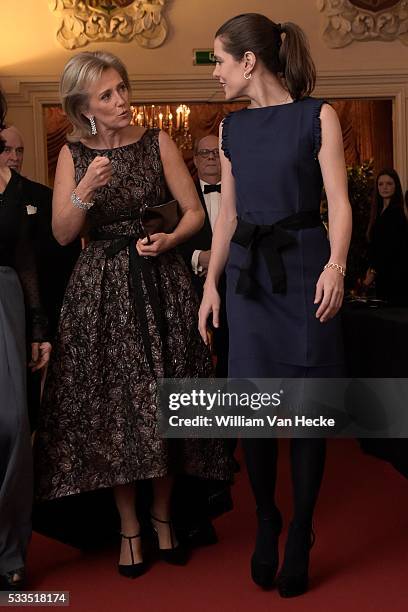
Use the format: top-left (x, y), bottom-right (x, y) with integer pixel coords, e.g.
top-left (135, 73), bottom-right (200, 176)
top-left (324, 262), bottom-right (346, 277)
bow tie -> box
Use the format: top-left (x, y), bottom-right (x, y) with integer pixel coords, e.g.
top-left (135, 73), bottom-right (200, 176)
top-left (203, 184), bottom-right (221, 194)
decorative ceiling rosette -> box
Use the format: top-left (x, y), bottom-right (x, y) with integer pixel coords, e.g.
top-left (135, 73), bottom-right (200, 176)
top-left (49, 0), bottom-right (168, 50)
top-left (318, 0), bottom-right (408, 47)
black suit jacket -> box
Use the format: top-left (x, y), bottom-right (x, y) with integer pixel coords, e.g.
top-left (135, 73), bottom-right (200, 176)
top-left (19, 175), bottom-right (81, 337)
top-left (16, 176), bottom-right (81, 429)
top-left (178, 180), bottom-right (213, 298)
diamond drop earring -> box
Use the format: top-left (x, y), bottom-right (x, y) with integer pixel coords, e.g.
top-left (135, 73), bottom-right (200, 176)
top-left (89, 116), bottom-right (97, 136)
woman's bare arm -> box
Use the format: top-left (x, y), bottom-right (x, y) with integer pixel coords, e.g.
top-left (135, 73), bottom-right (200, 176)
top-left (137, 131), bottom-right (205, 256)
top-left (52, 144), bottom-right (112, 245)
top-left (198, 121), bottom-right (237, 340)
top-left (315, 103), bottom-right (352, 322)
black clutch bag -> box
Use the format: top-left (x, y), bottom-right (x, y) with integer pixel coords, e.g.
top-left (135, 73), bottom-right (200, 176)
top-left (140, 199), bottom-right (181, 243)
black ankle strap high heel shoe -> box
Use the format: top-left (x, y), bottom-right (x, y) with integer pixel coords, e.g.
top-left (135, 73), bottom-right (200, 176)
top-left (277, 522), bottom-right (315, 598)
top-left (251, 509), bottom-right (283, 589)
top-left (118, 533), bottom-right (146, 579)
top-left (150, 515), bottom-right (189, 566)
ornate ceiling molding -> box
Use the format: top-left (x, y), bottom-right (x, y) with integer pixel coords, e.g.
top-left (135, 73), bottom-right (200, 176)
top-left (49, 0), bottom-right (168, 50)
top-left (318, 0), bottom-right (408, 47)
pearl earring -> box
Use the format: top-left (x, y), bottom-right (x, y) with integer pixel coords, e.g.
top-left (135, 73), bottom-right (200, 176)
top-left (89, 116), bottom-right (97, 135)
top-left (243, 71), bottom-right (252, 80)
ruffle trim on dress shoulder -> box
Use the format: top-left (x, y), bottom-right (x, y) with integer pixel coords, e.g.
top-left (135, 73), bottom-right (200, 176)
top-left (221, 112), bottom-right (233, 161)
top-left (312, 99), bottom-right (327, 160)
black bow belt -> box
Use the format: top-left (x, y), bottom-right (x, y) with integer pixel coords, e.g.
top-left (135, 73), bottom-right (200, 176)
top-left (231, 210), bottom-right (323, 296)
top-left (90, 232), bottom-right (165, 375)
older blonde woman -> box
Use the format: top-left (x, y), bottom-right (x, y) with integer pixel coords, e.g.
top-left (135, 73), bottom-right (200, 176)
top-left (34, 52), bottom-right (233, 578)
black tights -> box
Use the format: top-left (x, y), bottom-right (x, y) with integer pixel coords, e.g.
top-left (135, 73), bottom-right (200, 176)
top-left (242, 438), bottom-right (326, 527)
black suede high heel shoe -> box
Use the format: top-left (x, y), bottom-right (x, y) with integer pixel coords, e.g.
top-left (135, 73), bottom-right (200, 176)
top-left (150, 515), bottom-right (189, 566)
top-left (277, 522), bottom-right (315, 598)
top-left (250, 508), bottom-right (282, 589)
top-left (118, 533), bottom-right (146, 579)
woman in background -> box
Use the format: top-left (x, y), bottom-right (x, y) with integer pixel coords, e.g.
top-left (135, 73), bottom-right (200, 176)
top-left (363, 168), bottom-right (408, 305)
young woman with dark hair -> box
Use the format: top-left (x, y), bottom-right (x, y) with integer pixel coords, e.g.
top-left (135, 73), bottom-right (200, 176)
top-left (364, 168), bottom-right (408, 304)
top-left (199, 13), bottom-right (352, 597)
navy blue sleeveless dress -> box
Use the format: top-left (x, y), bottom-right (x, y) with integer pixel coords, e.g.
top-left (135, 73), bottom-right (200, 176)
top-left (222, 98), bottom-right (344, 377)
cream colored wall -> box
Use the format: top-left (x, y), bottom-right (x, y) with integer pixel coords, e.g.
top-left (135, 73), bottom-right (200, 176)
top-left (1, 0), bottom-right (408, 78)
top-left (1, 0), bottom-right (408, 182)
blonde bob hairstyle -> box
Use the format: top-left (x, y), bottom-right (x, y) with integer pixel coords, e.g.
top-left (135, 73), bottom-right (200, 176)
top-left (60, 51), bottom-right (131, 142)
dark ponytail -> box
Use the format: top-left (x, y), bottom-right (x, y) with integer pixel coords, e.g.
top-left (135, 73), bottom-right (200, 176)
top-left (215, 13), bottom-right (316, 100)
top-left (279, 22), bottom-right (316, 100)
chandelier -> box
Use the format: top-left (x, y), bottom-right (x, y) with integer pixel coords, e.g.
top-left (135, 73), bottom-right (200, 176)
top-left (130, 104), bottom-right (192, 150)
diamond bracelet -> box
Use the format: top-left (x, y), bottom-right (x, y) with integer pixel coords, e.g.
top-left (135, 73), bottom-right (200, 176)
top-left (324, 262), bottom-right (346, 277)
top-left (70, 190), bottom-right (94, 211)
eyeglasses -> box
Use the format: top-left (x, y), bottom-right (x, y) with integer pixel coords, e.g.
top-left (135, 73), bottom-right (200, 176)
top-left (196, 148), bottom-right (220, 158)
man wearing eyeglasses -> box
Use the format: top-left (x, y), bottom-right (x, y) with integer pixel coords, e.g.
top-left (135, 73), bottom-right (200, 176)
top-left (0, 125), bottom-right (80, 340)
top-left (180, 133), bottom-right (228, 377)
top-left (190, 135), bottom-right (221, 277)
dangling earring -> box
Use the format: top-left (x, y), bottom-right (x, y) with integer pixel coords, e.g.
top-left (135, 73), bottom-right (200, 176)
top-left (243, 70), bottom-right (252, 80)
top-left (89, 116), bottom-right (97, 136)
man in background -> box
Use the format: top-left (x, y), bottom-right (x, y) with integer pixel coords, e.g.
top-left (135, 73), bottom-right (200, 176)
top-left (0, 125), bottom-right (80, 338)
top-left (179, 134), bottom-right (228, 376)
top-left (0, 125), bottom-right (80, 428)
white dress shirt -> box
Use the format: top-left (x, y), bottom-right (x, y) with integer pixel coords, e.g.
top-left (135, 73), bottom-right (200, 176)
top-left (191, 180), bottom-right (221, 275)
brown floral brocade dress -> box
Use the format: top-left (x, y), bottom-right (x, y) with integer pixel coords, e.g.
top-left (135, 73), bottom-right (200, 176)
top-left (34, 129), bottom-right (233, 501)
